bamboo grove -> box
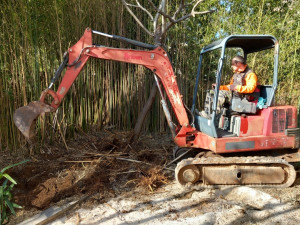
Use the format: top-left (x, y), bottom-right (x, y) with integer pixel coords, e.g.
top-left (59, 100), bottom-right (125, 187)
top-left (0, 0), bottom-right (299, 151)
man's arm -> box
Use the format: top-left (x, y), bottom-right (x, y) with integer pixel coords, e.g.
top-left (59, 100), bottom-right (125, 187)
top-left (219, 77), bottom-right (234, 90)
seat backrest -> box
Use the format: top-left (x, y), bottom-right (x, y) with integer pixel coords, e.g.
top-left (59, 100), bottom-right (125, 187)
top-left (259, 85), bottom-right (273, 106)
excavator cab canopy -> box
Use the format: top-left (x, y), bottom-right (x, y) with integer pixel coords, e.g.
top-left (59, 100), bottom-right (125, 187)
top-left (191, 35), bottom-right (279, 138)
top-left (202, 35), bottom-right (277, 54)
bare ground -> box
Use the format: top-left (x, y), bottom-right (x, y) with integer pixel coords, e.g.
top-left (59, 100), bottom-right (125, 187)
top-left (1, 130), bottom-right (299, 225)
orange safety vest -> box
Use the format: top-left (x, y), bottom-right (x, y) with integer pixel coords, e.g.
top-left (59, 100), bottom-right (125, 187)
top-left (220, 66), bottom-right (258, 94)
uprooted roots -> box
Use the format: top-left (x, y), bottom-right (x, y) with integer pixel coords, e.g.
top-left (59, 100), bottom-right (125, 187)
top-left (138, 167), bottom-right (169, 192)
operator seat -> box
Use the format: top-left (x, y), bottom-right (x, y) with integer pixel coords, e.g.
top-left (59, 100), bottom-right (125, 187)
top-left (230, 86), bottom-right (260, 114)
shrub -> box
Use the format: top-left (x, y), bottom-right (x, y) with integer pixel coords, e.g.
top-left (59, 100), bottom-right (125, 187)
top-left (0, 160), bottom-right (29, 225)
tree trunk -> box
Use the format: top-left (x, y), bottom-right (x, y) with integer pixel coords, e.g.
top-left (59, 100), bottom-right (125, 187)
top-left (133, 25), bottom-right (163, 141)
top-left (133, 81), bottom-right (157, 141)
top-left (125, 0), bottom-right (214, 141)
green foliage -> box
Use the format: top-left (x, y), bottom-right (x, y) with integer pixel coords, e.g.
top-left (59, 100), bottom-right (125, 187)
top-left (170, 0), bottom-right (300, 105)
top-left (0, 160), bottom-right (29, 224)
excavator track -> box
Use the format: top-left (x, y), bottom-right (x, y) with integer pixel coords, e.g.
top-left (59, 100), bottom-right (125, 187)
top-left (175, 156), bottom-right (296, 188)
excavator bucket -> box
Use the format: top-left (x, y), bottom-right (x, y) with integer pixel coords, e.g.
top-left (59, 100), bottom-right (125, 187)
top-left (13, 101), bottom-right (54, 140)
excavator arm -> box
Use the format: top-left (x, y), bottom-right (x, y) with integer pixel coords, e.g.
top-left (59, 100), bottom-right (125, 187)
top-left (14, 28), bottom-right (194, 142)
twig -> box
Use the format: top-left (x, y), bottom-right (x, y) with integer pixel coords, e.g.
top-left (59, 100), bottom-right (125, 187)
top-left (96, 149), bottom-right (114, 163)
top-left (75, 212), bottom-right (81, 225)
top-left (65, 150), bottom-right (115, 163)
top-left (164, 148), bottom-right (193, 168)
top-left (124, 143), bottom-right (134, 151)
top-left (116, 157), bottom-right (153, 165)
top-left (36, 193), bottom-right (96, 225)
top-left (162, 146), bottom-right (168, 158)
top-left (66, 153), bottom-right (174, 171)
top-left (148, 0), bottom-right (175, 23)
top-left (27, 171), bottom-right (46, 182)
top-left (135, 0), bottom-right (154, 20)
top-left (114, 170), bottom-right (139, 175)
top-left (116, 157), bottom-right (174, 171)
top-left (103, 128), bottom-right (118, 136)
top-left (65, 160), bottom-right (93, 163)
top-left (104, 202), bottom-right (117, 211)
top-left (153, 0), bottom-right (165, 30)
top-left (124, 179), bottom-right (139, 186)
top-left (84, 152), bottom-right (125, 157)
top-left (56, 118), bottom-right (69, 151)
top-left (91, 143), bottom-right (98, 150)
top-left (104, 142), bottom-right (119, 149)
top-left (148, 184), bottom-right (154, 192)
top-left (121, 0), bottom-right (154, 36)
top-left (165, 8), bottom-right (215, 31)
top-left (127, 144), bottom-right (134, 151)
top-left (173, 0), bottom-right (185, 19)
top-left (191, 0), bottom-right (205, 16)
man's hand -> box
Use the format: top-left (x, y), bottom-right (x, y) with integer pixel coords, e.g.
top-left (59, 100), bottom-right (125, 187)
top-left (228, 84), bottom-right (237, 91)
top-left (212, 83), bottom-right (216, 89)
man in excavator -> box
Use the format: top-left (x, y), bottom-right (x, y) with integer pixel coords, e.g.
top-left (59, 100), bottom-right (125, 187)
top-left (219, 55), bottom-right (258, 95)
top-left (201, 55), bottom-right (258, 118)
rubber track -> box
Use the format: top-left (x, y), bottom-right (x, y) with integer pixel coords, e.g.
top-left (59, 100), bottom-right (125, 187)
top-left (175, 156), bottom-right (296, 188)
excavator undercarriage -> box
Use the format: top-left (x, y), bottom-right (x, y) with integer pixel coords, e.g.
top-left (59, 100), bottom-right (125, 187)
top-left (175, 155), bottom-right (297, 188)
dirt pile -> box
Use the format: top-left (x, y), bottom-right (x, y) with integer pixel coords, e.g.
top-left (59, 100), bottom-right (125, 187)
top-left (4, 131), bottom-right (173, 219)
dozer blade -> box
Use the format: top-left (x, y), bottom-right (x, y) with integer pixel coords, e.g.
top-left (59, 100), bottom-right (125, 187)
top-left (13, 101), bottom-right (55, 140)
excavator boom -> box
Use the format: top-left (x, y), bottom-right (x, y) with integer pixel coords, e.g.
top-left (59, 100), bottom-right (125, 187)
top-left (13, 28), bottom-right (192, 141)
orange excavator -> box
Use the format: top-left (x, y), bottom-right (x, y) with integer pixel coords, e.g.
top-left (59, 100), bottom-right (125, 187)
top-left (14, 28), bottom-right (299, 187)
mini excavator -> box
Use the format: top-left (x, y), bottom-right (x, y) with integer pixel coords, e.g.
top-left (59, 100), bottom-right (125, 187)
top-left (14, 28), bottom-right (300, 188)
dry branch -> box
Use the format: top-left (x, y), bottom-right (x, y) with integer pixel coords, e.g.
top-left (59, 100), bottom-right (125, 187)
top-left (164, 148), bottom-right (193, 167)
top-left (147, 0), bottom-right (175, 23)
top-left (135, 0), bottom-right (154, 20)
top-left (147, 0), bottom-right (215, 37)
top-left (36, 193), bottom-right (96, 225)
top-left (116, 157), bottom-right (174, 171)
top-left (65, 160), bottom-right (94, 163)
top-left (121, 0), bottom-right (154, 36)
